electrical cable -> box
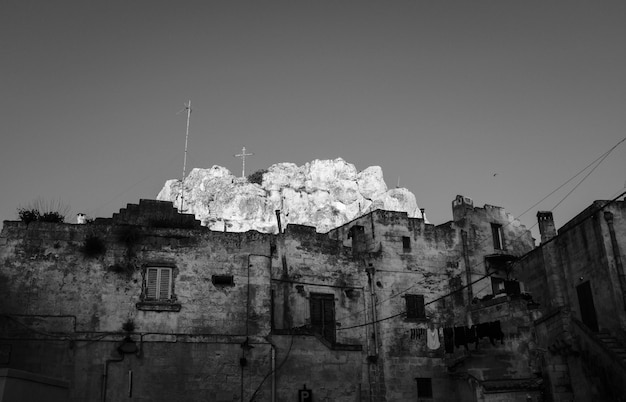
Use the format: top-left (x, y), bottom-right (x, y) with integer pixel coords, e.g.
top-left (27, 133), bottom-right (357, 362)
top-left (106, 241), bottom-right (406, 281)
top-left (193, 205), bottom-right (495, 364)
top-left (514, 137), bottom-right (624, 221)
top-left (549, 144), bottom-right (619, 212)
top-left (336, 189), bottom-right (626, 331)
top-left (247, 334), bottom-right (295, 402)
top-left (334, 140), bottom-right (626, 325)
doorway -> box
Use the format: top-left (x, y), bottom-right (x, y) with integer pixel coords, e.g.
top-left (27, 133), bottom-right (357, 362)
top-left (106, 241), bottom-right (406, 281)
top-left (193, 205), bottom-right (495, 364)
top-left (576, 281), bottom-right (599, 332)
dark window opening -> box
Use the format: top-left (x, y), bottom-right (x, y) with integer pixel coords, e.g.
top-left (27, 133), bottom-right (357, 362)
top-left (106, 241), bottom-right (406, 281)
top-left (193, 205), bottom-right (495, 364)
top-left (349, 225), bottom-right (366, 253)
top-left (310, 293), bottom-right (335, 344)
top-left (416, 377), bottom-right (433, 398)
top-left (405, 294), bottom-right (426, 320)
top-left (491, 277), bottom-right (521, 296)
top-left (491, 224), bottom-right (504, 250)
top-left (491, 277), bottom-right (506, 295)
top-left (212, 275), bottom-right (234, 286)
top-left (402, 236), bottom-right (411, 252)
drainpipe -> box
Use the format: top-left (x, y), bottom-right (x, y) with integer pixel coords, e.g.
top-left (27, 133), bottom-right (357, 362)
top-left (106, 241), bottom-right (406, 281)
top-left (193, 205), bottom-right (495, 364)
top-left (604, 211), bottom-right (626, 311)
top-left (461, 230), bottom-right (473, 303)
top-left (366, 265), bottom-right (379, 357)
top-left (101, 356), bottom-right (124, 402)
top-left (271, 344), bottom-right (276, 402)
top-left (363, 281), bottom-right (374, 402)
top-left (275, 210), bottom-right (282, 234)
top-left (244, 253), bottom-right (272, 402)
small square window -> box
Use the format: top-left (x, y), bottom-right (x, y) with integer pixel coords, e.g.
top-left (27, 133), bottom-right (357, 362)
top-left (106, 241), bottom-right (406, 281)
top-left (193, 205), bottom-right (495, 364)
top-left (405, 294), bottom-right (426, 320)
top-left (491, 223), bottom-right (504, 250)
top-left (212, 275), bottom-right (234, 286)
top-left (416, 377), bottom-right (433, 398)
top-left (402, 236), bottom-right (411, 252)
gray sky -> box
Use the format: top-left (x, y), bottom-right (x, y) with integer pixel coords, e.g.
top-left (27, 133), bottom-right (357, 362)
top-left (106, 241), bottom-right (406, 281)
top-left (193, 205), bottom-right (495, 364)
top-left (1, 1), bottom-right (624, 241)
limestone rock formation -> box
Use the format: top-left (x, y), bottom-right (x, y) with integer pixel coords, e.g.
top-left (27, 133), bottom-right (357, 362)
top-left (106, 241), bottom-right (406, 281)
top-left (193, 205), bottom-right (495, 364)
top-left (157, 158), bottom-right (425, 233)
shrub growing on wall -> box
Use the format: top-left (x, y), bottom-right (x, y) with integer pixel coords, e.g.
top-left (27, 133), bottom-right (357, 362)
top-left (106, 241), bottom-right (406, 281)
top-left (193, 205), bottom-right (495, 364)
top-left (17, 208), bottom-right (40, 224)
top-left (17, 198), bottom-right (69, 223)
top-left (82, 235), bottom-right (106, 258)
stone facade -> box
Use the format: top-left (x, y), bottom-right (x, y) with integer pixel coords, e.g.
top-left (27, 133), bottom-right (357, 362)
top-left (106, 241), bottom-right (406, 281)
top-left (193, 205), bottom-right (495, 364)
top-left (6, 195), bottom-right (617, 401)
top-left (516, 200), bottom-right (626, 402)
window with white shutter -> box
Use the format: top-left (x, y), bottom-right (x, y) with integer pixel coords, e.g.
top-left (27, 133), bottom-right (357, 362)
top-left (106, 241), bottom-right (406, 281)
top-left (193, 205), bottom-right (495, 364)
top-left (137, 266), bottom-right (181, 312)
top-left (145, 267), bottom-right (172, 300)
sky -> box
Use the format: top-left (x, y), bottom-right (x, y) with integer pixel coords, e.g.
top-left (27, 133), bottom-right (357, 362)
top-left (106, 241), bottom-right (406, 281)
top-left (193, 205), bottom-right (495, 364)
top-left (1, 1), bottom-right (625, 242)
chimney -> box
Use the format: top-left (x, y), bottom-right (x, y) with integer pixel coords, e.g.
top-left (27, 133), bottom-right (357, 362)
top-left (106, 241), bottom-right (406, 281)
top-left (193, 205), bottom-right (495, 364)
top-left (76, 213), bottom-right (86, 224)
top-left (537, 211), bottom-right (556, 243)
top-left (275, 210), bottom-right (282, 234)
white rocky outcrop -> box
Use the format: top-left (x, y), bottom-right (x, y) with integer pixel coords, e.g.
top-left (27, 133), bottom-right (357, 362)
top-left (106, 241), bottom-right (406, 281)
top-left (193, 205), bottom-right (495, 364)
top-left (157, 158), bottom-right (425, 233)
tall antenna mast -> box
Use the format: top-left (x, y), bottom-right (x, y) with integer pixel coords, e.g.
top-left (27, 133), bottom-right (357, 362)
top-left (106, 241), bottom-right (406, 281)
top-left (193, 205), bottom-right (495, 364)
top-left (180, 100), bottom-right (191, 212)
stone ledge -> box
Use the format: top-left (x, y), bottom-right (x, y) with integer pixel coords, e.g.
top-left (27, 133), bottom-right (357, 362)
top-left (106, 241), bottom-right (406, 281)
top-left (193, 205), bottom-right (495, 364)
top-left (272, 329), bottom-right (362, 351)
top-left (136, 302), bottom-right (182, 312)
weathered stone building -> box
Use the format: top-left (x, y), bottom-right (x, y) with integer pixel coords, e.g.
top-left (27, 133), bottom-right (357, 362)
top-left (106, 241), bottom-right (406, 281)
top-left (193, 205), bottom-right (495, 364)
top-left (516, 200), bottom-right (626, 402)
top-left (0, 196), bottom-right (624, 401)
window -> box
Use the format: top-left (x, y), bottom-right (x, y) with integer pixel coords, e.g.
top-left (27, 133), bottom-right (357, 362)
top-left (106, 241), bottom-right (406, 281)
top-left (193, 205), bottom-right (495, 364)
top-left (416, 377), bottom-right (433, 398)
top-left (405, 294), bottom-right (426, 320)
top-left (310, 293), bottom-right (335, 344)
top-left (212, 275), bottom-right (234, 286)
top-left (402, 236), bottom-right (411, 253)
top-left (491, 277), bottom-right (521, 296)
top-left (491, 277), bottom-right (506, 295)
top-left (491, 223), bottom-right (504, 250)
top-left (146, 267), bottom-right (172, 300)
top-left (137, 266), bottom-right (180, 312)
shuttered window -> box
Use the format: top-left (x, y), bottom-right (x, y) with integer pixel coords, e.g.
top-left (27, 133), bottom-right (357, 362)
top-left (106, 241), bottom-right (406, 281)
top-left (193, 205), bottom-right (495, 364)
top-left (310, 293), bottom-right (335, 344)
top-left (405, 294), bottom-right (426, 320)
top-left (491, 223), bottom-right (504, 250)
top-left (146, 267), bottom-right (172, 300)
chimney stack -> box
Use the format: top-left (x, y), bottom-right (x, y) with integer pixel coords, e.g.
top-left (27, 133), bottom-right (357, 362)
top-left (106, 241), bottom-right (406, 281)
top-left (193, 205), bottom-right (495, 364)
top-left (537, 211), bottom-right (556, 244)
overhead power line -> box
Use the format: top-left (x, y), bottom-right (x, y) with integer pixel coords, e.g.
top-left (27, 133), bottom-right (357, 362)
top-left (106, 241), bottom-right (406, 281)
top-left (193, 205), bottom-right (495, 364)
top-left (337, 188), bottom-right (626, 331)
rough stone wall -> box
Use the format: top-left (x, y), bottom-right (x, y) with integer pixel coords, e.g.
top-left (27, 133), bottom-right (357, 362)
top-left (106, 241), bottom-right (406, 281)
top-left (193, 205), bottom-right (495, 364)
top-left (467, 298), bottom-right (537, 380)
top-left (0, 202), bottom-right (276, 401)
top-left (327, 202), bottom-right (538, 401)
top-left (511, 200), bottom-right (626, 402)
top-left (451, 196), bottom-right (535, 302)
top-left (557, 202), bottom-right (626, 334)
top-left (0, 196), bottom-right (547, 402)
top-left (270, 224), bottom-right (370, 401)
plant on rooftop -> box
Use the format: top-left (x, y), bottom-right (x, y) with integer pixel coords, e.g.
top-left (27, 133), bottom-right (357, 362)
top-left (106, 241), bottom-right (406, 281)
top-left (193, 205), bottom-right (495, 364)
top-left (17, 208), bottom-right (40, 224)
top-left (247, 168), bottom-right (268, 185)
top-left (17, 198), bottom-right (69, 223)
top-left (109, 226), bottom-right (141, 277)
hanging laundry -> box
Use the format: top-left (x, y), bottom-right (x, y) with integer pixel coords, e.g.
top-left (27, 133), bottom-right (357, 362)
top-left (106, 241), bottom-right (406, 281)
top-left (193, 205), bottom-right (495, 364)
top-left (426, 326), bottom-right (440, 350)
top-left (489, 321), bottom-right (504, 345)
top-left (443, 327), bottom-right (454, 353)
top-left (454, 326), bottom-right (468, 350)
top-left (466, 325), bottom-right (478, 350)
top-left (476, 322), bottom-right (490, 340)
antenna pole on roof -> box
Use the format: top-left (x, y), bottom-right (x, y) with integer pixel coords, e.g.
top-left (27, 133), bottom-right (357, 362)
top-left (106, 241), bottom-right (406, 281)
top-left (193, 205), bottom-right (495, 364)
top-left (180, 100), bottom-right (191, 212)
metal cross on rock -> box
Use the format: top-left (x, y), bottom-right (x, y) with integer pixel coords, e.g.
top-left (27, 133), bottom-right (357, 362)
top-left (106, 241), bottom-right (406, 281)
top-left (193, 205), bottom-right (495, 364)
top-left (234, 146), bottom-right (254, 178)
